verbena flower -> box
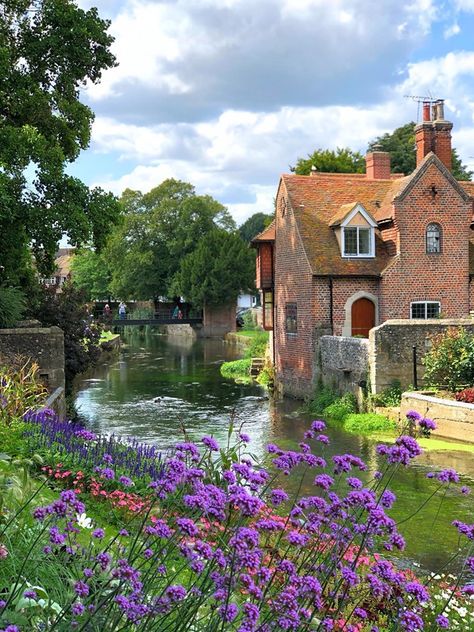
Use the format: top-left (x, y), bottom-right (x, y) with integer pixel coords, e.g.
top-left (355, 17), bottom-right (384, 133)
top-left (202, 435), bottom-right (219, 451)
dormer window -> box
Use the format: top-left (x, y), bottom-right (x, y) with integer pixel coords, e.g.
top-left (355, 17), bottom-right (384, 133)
top-left (343, 226), bottom-right (372, 256)
top-left (338, 203), bottom-right (376, 258)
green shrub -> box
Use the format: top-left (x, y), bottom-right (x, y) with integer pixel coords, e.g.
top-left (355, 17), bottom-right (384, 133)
top-left (343, 413), bottom-right (396, 434)
top-left (423, 327), bottom-right (474, 391)
top-left (370, 380), bottom-right (403, 407)
top-left (244, 332), bottom-right (269, 359)
top-left (323, 393), bottom-right (357, 421)
top-left (242, 309), bottom-right (256, 330)
top-left (304, 384), bottom-right (338, 414)
top-left (220, 358), bottom-right (252, 381)
top-left (257, 364), bottom-right (274, 387)
top-left (0, 287), bottom-right (26, 328)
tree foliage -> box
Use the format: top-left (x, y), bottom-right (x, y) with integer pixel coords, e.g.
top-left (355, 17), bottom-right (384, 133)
top-left (0, 0), bottom-right (120, 287)
top-left (172, 230), bottom-right (255, 308)
top-left (293, 148), bottom-right (365, 175)
top-left (423, 327), bottom-right (474, 391)
top-left (238, 212), bottom-right (274, 243)
top-left (70, 249), bottom-right (112, 301)
top-left (35, 283), bottom-right (101, 390)
top-left (106, 180), bottom-right (236, 300)
top-left (368, 122), bottom-right (473, 180)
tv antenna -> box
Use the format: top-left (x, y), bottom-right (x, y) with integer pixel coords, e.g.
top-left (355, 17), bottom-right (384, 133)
top-left (404, 95), bottom-right (445, 121)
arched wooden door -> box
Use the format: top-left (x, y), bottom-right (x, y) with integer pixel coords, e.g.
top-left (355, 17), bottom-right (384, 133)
top-left (351, 298), bottom-right (375, 337)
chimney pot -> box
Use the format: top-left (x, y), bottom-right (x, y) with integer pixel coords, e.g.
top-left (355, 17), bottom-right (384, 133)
top-left (423, 102), bottom-right (431, 122)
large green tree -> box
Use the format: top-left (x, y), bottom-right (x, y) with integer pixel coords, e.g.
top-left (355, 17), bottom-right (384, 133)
top-left (70, 249), bottom-right (112, 301)
top-left (368, 122), bottom-right (473, 180)
top-left (238, 212), bottom-right (273, 243)
top-left (172, 230), bottom-right (255, 308)
top-left (106, 180), bottom-right (236, 300)
top-left (292, 148), bottom-right (365, 175)
top-left (0, 0), bottom-right (120, 287)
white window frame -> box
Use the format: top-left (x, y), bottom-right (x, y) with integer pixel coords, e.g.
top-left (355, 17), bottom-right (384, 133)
top-left (340, 204), bottom-right (376, 258)
top-left (410, 301), bottom-right (441, 319)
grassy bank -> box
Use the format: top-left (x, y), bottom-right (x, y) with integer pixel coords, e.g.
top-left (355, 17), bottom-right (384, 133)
top-left (220, 330), bottom-right (271, 385)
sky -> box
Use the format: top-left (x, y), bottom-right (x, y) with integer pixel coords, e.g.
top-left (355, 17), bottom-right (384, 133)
top-left (72, 0), bottom-right (474, 226)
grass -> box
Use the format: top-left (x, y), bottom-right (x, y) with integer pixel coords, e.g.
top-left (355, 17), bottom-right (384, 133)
top-left (343, 413), bottom-right (397, 434)
top-left (220, 358), bottom-right (252, 383)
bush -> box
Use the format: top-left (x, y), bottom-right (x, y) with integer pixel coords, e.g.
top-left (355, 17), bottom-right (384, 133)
top-left (0, 287), bottom-right (26, 328)
top-left (370, 380), bottom-right (403, 407)
top-left (423, 327), bottom-right (474, 391)
top-left (323, 392), bottom-right (357, 421)
top-left (455, 387), bottom-right (474, 403)
top-left (304, 384), bottom-right (338, 414)
top-left (244, 332), bottom-right (268, 359)
top-left (220, 358), bottom-right (251, 381)
top-left (344, 412), bottom-right (397, 434)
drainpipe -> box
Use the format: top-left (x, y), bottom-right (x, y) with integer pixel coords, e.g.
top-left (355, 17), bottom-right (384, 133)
top-left (329, 277), bottom-right (334, 335)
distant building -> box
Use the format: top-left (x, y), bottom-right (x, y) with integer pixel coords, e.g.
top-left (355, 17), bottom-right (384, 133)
top-left (39, 248), bottom-right (75, 293)
top-left (253, 101), bottom-right (474, 397)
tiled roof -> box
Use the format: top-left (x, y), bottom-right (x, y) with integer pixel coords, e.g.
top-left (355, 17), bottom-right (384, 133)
top-left (252, 220), bottom-right (275, 243)
top-left (281, 173), bottom-right (399, 276)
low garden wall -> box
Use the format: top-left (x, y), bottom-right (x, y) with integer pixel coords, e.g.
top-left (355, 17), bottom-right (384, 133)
top-left (401, 391), bottom-right (474, 443)
top-left (369, 319), bottom-right (474, 393)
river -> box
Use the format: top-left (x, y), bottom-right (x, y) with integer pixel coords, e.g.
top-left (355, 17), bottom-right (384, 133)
top-left (74, 331), bottom-right (474, 578)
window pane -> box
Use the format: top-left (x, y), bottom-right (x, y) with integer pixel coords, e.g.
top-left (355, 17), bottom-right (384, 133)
top-left (285, 303), bottom-right (297, 333)
top-left (263, 291), bottom-right (273, 330)
top-left (358, 228), bottom-right (370, 255)
top-left (411, 303), bottom-right (426, 318)
top-left (344, 227), bottom-right (357, 255)
top-left (426, 223), bottom-right (441, 253)
top-left (426, 302), bottom-right (440, 318)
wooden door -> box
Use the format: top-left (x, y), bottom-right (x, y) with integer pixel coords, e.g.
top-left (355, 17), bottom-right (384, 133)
top-left (351, 298), bottom-right (375, 337)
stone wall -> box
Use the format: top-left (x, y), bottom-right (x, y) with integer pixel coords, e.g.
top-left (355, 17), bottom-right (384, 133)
top-left (0, 326), bottom-right (65, 393)
top-left (369, 319), bottom-right (474, 393)
top-left (401, 392), bottom-right (474, 443)
top-left (200, 303), bottom-right (236, 338)
top-left (318, 335), bottom-right (369, 402)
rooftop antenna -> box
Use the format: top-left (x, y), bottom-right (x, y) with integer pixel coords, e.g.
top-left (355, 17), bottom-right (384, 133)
top-left (404, 95), bottom-right (445, 122)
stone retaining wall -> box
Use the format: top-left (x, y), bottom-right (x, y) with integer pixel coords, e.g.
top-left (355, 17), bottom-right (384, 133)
top-left (401, 391), bottom-right (474, 443)
top-left (319, 335), bottom-right (369, 400)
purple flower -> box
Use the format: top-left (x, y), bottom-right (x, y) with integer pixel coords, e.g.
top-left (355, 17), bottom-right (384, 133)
top-left (176, 518), bottom-right (199, 536)
top-left (346, 477), bottom-right (363, 489)
top-left (436, 614), bottom-right (450, 629)
top-left (406, 410), bottom-right (422, 422)
top-left (316, 434), bottom-right (330, 444)
top-left (92, 528), bottom-right (105, 539)
top-left (314, 474), bottom-right (334, 490)
top-left (303, 430), bottom-right (315, 439)
top-left (23, 590), bottom-right (37, 600)
top-left (404, 580), bottom-right (429, 603)
top-left (269, 488), bottom-right (289, 506)
top-left (0, 600), bottom-right (5, 609)
top-left (399, 610), bottom-right (424, 631)
top-left (239, 433), bottom-right (250, 443)
top-left (119, 476), bottom-right (133, 487)
top-left (419, 417), bottom-right (436, 431)
top-left (461, 486), bottom-right (471, 495)
top-left (3, 627), bottom-right (20, 632)
top-left (165, 585), bottom-right (186, 602)
top-left (72, 602), bottom-right (85, 616)
top-left (202, 435), bottom-right (219, 451)
top-left (74, 581), bottom-right (90, 597)
top-left (218, 603), bottom-right (239, 622)
top-left (452, 520), bottom-right (474, 540)
top-left (437, 468), bottom-right (459, 484)
top-left (103, 453), bottom-right (113, 464)
top-left (311, 420), bottom-right (326, 432)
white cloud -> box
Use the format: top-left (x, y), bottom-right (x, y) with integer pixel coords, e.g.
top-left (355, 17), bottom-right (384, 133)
top-left (444, 22), bottom-right (461, 37)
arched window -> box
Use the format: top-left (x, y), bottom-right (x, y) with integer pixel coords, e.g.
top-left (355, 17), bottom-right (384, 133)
top-left (426, 223), bottom-right (441, 253)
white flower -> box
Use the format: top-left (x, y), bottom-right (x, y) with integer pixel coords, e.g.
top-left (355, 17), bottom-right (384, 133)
top-left (76, 513), bottom-right (93, 529)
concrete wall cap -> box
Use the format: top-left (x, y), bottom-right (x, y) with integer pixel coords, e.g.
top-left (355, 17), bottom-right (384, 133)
top-left (403, 391), bottom-right (474, 411)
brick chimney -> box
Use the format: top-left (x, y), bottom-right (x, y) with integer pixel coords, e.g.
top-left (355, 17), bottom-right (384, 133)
top-left (415, 100), bottom-right (453, 171)
top-left (366, 145), bottom-right (391, 179)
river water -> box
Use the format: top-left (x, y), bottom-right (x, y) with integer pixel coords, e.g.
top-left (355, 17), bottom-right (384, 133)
top-left (75, 332), bottom-right (474, 577)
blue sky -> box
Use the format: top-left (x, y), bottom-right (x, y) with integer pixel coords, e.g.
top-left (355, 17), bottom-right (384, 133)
top-left (72, 0), bottom-right (474, 225)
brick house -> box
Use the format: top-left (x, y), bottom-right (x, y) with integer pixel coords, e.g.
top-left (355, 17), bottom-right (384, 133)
top-left (254, 102), bottom-right (474, 397)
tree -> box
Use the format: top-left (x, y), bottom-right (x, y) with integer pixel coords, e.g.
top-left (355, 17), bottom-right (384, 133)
top-left (0, 0), bottom-right (120, 288)
top-left (368, 122), bottom-right (473, 180)
top-left (35, 283), bottom-right (101, 391)
top-left (238, 212), bottom-right (274, 243)
top-left (172, 230), bottom-right (255, 308)
top-left (106, 180), bottom-right (236, 300)
top-left (292, 148), bottom-right (365, 175)
top-left (70, 249), bottom-right (112, 301)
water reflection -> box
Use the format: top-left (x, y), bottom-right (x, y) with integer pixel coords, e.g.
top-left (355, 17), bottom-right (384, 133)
top-left (75, 332), bottom-right (474, 576)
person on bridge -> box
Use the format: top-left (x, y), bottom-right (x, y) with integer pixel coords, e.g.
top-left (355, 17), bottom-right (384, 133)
top-left (103, 303), bottom-right (111, 320)
top-left (118, 302), bottom-right (127, 320)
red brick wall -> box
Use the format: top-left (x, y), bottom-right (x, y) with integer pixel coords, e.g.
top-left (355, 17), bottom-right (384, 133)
top-left (380, 163), bottom-right (471, 320)
top-left (256, 242), bottom-right (273, 289)
top-left (274, 186), bottom-right (321, 396)
top-left (332, 278), bottom-right (380, 336)
top-left (379, 222), bottom-right (399, 256)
